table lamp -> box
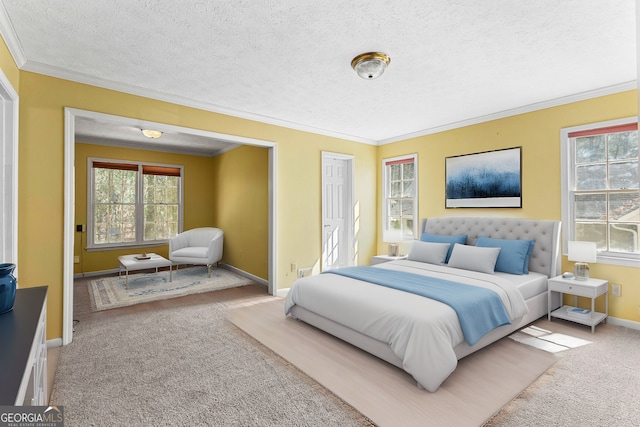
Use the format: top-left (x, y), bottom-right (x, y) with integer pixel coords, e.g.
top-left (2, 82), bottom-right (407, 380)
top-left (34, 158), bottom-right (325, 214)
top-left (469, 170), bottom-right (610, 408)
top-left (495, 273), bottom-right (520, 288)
top-left (568, 241), bottom-right (597, 281)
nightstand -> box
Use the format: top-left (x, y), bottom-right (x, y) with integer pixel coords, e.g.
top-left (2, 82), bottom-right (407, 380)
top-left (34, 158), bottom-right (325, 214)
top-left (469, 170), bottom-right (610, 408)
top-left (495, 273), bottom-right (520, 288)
top-left (547, 275), bottom-right (608, 333)
top-left (370, 255), bottom-right (408, 265)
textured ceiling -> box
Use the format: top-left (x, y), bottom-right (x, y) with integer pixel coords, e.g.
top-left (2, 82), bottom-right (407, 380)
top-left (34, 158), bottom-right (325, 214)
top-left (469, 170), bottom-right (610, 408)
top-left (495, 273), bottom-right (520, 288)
top-left (74, 115), bottom-right (241, 157)
top-left (0, 0), bottom-right (636, 150)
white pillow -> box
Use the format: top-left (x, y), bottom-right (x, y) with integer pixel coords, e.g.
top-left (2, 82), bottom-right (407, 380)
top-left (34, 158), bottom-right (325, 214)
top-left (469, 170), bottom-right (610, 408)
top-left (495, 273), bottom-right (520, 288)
top-left (408, 241), bottom-right (450, 265)
top-left (447, 243), bottom-right (501, 274)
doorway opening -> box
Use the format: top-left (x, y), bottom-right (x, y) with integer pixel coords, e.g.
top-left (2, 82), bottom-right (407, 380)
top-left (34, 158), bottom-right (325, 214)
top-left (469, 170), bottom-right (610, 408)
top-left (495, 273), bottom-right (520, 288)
top-left (0, 70), bottom-right (18, 269)
top-left (62, 108), bottom-right (277, 345)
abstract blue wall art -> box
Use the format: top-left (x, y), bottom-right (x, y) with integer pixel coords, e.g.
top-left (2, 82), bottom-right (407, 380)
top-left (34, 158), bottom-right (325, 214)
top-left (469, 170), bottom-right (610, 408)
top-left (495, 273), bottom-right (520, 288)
top-left (445, 147), bottom-right (522, 208)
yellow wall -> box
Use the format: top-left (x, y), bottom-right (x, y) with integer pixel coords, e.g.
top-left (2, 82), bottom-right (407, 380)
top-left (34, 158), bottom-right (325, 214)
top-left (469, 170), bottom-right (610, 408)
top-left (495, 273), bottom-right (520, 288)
top-left (377, 90), bottom-right (640, 323)
top-left (0, 36), bottom-right (19, 90)
top-left (3, 30), bottom-right (638, 337)
top-left (16, 71), bottom-right (378, 340)
top-left (211, 145), bottom-right (269, 280)
top-left (276, 138), bottom-right (378, 282)
top-left (74, 142), bottom-right (220, 275)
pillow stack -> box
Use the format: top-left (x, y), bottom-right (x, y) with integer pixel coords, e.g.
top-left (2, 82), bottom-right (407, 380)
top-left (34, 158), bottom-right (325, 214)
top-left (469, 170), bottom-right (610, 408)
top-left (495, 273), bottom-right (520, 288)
top-left (407, 232), bottom-right (535, 275)
top-left (475, 236), bottom-right (535, 275)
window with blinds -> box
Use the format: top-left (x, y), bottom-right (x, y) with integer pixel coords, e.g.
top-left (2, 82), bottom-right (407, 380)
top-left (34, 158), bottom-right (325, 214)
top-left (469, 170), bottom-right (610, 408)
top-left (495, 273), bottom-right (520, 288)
top-left (562, 119), bottom-right (639, 263)
top-left (88, 159), bottom-right (183, 248)
top-left (382, 154), bottom-right (418, 242)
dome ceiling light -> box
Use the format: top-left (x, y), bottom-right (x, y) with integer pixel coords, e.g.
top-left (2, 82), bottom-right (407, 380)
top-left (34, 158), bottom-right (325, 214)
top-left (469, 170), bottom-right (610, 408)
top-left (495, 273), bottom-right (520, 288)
top-left (351, 52), bottom-right (391, 80)
top-left (141, 129), bottom-right (163, 139)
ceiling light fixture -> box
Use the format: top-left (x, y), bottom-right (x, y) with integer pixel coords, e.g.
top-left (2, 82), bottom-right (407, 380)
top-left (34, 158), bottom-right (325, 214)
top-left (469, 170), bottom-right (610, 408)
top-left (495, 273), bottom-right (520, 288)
top-left (141, 129), bottom-right (163, 139)
top-left (351, 52), bottom-right (391, 80)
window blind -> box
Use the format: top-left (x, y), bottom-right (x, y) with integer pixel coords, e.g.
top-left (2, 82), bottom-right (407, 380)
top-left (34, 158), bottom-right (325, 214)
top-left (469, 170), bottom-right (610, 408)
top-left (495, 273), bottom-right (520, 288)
top-left (569, 123), bottom-right (637, 138)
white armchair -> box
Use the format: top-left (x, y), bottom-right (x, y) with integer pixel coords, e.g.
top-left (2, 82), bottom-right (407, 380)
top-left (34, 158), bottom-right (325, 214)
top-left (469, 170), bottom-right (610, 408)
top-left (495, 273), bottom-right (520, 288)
top-left (169, 227), bottom-right (224, 277)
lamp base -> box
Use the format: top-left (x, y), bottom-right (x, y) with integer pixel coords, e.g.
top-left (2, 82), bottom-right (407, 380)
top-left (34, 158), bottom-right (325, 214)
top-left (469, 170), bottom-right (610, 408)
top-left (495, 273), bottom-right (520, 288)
top-left (388, 243), bottom-right (399, 257)
top-left (574, 262), bottom-right (590, 281)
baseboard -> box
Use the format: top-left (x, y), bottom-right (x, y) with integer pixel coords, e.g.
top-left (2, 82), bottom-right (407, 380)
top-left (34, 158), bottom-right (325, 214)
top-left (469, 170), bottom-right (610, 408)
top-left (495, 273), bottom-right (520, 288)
top-left (277, 287), bottom-right (290, 297)
top-left (47, 338), bottom-right (63, 348)
top-left (75, 264), bottom-right (267, 286)
top-left (74, 268), bottom-right (119, 279)
top-left (220, 263), bottom-right (268, 287)
top-left (607, 316), bottom-right (640, 331)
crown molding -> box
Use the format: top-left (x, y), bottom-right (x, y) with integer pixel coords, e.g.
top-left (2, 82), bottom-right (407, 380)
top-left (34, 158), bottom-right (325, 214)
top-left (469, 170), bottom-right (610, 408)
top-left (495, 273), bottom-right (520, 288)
top-left (378, 81), bottom-right (638, 145)
top-left (28, 57), bottom-right (637, 147)
top-left (20, 59), bottom-right (378, 146)
top-left (1, 2), bottom-right (634, 149)
top-left (0, 2), bottom-right (26, 67)
top-left (77, 136), bottom-right (235, 158)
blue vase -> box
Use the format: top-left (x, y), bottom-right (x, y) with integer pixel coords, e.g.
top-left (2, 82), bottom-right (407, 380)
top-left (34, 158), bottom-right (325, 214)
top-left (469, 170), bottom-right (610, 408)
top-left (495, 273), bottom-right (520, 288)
top-left (0, 263), bottom-right (17, 315)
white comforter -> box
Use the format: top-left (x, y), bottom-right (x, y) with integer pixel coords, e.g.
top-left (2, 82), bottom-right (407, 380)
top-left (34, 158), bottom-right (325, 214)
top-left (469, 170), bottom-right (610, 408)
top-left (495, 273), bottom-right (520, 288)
top-left (284, 260), bottom-right (528, 392)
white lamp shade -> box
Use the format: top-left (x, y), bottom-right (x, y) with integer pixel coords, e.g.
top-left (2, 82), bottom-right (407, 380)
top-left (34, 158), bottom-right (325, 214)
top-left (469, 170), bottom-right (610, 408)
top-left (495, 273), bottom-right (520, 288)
top-left (568, 241), bottom-right (597, 263)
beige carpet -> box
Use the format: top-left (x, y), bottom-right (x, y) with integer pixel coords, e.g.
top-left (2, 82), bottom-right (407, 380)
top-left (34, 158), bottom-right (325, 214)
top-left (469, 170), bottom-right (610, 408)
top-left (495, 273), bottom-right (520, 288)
top-left (51, 285), bottom-right (373, 426)
top-left (229, 298), bottom-right (559, 427)
top-left (88, 266), bottom-right (253, 311)
top-left (484, 320), bottom-right (640, 427)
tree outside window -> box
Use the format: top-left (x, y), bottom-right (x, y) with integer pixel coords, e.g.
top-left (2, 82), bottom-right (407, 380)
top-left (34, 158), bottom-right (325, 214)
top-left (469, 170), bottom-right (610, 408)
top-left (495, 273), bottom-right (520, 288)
top-left (383, 155), bottom-right (417, 242)
top-left (89, 160), bottom-right (182, 248)
top-left (570, 123), bottom-right (639, 255)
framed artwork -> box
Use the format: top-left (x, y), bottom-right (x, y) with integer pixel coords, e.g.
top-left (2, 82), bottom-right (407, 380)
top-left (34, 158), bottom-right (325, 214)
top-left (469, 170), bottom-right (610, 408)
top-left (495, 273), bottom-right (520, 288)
top-left (445, 147), bottom-right (522, 208)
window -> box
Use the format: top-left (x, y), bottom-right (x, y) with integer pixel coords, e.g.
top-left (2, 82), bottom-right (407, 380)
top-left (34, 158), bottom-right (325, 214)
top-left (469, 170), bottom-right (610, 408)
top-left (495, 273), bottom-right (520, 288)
top-left (88, 159), bottom-right (183, 249)
top-left (561, 118), bottom-right (639, 265)
top-left (382, 154), bottom-right (418, 242)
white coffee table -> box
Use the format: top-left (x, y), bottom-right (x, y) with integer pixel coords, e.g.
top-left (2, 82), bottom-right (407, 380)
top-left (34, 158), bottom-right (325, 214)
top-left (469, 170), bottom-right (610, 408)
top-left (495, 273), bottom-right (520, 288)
top-left (118, 253), bottom-right (173, 289)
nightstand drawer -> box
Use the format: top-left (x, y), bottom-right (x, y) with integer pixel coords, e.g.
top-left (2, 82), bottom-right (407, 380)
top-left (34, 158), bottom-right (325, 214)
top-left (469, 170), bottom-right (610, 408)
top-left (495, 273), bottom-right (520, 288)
top-left (548, 278), bottom-right (607, 298)
top-left (550, 280), bottom-right (583, 294)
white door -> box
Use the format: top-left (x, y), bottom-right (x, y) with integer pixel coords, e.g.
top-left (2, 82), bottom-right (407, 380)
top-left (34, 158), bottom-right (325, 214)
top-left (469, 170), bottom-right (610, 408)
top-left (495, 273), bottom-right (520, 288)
top-left (322, 153), bottom-right (353, 271)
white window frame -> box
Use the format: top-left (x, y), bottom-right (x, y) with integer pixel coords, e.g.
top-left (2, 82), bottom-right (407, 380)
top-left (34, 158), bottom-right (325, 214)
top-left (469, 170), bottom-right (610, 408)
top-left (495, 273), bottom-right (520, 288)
top-left (561, 116), bottom-right (639, 267)
top-left (382, 154), bottom-right (418, 242)
top-left (87, 158), bottom-right (184, 250)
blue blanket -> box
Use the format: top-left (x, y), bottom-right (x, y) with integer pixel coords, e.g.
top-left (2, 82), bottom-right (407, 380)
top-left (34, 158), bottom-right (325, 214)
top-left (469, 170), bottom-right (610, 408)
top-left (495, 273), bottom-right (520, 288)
top-left (323, 266), bottom-right (511, 346)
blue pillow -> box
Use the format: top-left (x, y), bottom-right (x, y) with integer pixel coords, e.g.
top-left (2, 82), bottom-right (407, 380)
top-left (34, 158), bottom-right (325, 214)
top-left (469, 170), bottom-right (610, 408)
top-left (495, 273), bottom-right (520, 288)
top-left (476, 236), bottom-right (535, 275)
top-left (420, 232), bottom-right (468, 262)
top-left (523, 240), bottom-right (535, 274)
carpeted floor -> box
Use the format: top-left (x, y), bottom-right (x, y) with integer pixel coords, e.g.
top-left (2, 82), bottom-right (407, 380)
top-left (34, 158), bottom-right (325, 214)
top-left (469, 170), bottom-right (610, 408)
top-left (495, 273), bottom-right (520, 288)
top-left (484, 322), bottom-right (640, 426)
top-left (51, 283), bottom-right (373, 426)
top-left (88, 266), bottom-right (253, 311)
top-left (53, 278), bottom-right (640, 426)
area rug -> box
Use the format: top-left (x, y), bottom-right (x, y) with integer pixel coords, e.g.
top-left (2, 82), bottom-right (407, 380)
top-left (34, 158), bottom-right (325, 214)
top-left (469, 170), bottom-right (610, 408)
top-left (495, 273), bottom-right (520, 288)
top-left (229, 298), bottom-right (559, 427)
top-left (88, 266), bottom-right (254, 311)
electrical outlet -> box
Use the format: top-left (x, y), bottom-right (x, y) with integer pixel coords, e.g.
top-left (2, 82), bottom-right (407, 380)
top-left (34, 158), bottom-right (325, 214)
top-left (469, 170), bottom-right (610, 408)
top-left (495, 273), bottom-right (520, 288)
top-left (298, 267), bottom-right (312, 278)
top-left (291, 262), bottom-right (297, 272)
top-left (611, 283), bottom-right (621, 297)
top-left (74, 256), bottom-right (80, 264)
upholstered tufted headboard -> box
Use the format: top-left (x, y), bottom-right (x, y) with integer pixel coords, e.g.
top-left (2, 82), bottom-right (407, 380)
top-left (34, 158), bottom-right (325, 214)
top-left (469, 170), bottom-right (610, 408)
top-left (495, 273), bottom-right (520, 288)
top-left (420, 217), bottom-right (561, 277)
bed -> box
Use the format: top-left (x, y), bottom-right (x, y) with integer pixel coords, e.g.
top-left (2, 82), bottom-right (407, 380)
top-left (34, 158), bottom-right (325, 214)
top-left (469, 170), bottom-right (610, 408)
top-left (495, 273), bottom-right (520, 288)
top-left (284, 216), bottom-right (562, 392)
